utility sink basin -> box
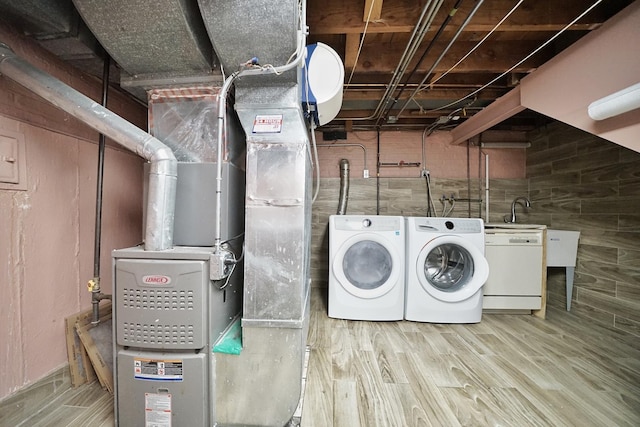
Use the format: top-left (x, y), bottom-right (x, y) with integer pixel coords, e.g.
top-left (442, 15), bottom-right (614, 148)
top-left (546, 229), bottom-right (581, 311)
top-left (547, 229), bottom-right (580, 267)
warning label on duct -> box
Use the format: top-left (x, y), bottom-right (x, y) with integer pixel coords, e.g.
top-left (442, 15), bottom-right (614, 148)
top-left (252, 114), bottom-right (283, 133)
top-left (134, 359), bottom-right (183, 381)
top-left (145, 392), bottom-right (172, 427)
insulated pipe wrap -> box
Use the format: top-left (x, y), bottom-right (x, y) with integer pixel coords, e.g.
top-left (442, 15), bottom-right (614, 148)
top-left (0, 43), bottom-right (177, 251)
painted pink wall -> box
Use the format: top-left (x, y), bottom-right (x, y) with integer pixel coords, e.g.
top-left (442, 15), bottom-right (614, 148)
top-left (0, 27), bottom-right (145, 400)
top-left (316, 130), bottom-right (525, 179)
top-left (0, 118), bottom-right (144, 400)
top-left (520, 2), bottom-right (640, 153)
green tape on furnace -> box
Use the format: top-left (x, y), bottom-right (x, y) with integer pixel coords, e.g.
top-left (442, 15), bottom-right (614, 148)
top-left (213, 317), bottom-right (242, 355)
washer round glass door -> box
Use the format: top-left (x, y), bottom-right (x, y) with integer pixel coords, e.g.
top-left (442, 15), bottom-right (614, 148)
top-left (416, 235), bottom-right (489, 302)
top-left (333, 233), bottom-right (400, 298)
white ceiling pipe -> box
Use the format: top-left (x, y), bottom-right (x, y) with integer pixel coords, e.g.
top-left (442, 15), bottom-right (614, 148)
top-left (588, 82), bottom-right (640, 120)
top-left (0, 43), bottom-right (177, 251)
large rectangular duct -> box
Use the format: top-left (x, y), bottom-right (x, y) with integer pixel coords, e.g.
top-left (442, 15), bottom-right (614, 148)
top-left (72, 0), bottom-right (219, 100)
top-left (198, 0), bottom-right (300, 86)
top-left (236, 87), bottom-right (311, 327)
top-left (215, 85), bottom-right (312, 427)
top-left (198, 1), bottom-right (312, 425)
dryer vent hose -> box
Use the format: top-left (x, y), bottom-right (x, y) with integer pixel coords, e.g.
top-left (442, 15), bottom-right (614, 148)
top-left (337, 158), bottom-right (350, 215)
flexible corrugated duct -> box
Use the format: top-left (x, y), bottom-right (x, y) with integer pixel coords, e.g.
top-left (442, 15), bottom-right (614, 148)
top-left (337, 158), bottom-right (350, 215)
top-left (0, 43), bottom-right (177, 251)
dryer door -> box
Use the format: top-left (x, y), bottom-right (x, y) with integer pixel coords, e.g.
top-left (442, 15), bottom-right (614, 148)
top-left (416, 235), bottom-right (489, 302)
top-left (332, 233), bottom-right (400, 299)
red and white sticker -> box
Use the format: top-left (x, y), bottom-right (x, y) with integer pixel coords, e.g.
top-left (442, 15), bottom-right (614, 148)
top-left (145, 392), bottom-right (172, 427)
top-left (252, 114), bottom-right (283, 133)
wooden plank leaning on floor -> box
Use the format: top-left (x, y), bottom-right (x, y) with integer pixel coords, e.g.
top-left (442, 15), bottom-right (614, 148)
top-left (75, 310), bottom-right (113, 393)
top-left (64, 301), bottom-right (112, 386)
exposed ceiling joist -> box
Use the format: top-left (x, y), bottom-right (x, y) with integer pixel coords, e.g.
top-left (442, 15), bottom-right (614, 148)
top-left (363, 0), bottom-right (384, 22)
top-left (308, 0), bottom-right (615, 35)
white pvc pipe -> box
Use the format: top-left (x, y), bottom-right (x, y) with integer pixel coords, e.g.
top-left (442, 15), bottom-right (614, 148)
top-left (485, 153), bottom-right (490, 222)
top-left (588, 82), bottom-right (640, 120)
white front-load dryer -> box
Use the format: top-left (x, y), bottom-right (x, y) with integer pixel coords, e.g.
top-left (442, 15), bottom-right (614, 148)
top-left (329, 215), bottom-right (405, 321)
top-left (405, 217), bottom-right (489, 323)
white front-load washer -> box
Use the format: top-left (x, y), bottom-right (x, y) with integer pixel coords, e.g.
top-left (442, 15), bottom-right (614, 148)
top-left (329, 215), bottom-right (405, 321)
top-left (405, 217), bottom-right (489, 323)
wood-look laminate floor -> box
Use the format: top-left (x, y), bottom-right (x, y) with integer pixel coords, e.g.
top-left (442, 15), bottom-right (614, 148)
top-left (302, 288), bottom-right (640, 427)
top-left (6, 288), bottom-right (640, 426)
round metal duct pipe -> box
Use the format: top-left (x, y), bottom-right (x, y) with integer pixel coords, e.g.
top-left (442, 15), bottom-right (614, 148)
top-left (0, 43), bottom-right (177, 251)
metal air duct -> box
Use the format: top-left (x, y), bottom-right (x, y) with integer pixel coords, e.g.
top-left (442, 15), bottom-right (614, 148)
top-left (198, 1), bottom-right (312, 425)
top-left (198, 0), bottom-right (301, 86)
top-left (72, 0), bottom-right (219, 99)
top-left (0, 43), bottom-right (177, 251)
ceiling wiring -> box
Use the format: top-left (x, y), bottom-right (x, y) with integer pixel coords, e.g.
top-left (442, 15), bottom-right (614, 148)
top-left (394, 0), bottom-right (485, 119)
top-left (376, 0), bottom-right (465, 125)
top-left (337, 0), bottom-right (445, 122)
top-left (428, 0), bottom-right (525, 89)
top-left (421, 0), bottom-right (606, 115)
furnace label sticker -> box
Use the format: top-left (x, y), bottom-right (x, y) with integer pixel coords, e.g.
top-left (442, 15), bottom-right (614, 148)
top-left (134, 359), bottom-right (183, 381)
top-left (252, 114), bottom-right (283, 133)
top-left (145, 392), bottom-right (172, 427)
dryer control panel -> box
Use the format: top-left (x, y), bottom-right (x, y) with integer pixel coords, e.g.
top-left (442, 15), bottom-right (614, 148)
top-left (332, 215), bottom-right (403, 232)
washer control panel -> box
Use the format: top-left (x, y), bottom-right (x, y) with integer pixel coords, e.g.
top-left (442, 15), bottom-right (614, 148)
top-left (412, 217), bottom-right (484, 233)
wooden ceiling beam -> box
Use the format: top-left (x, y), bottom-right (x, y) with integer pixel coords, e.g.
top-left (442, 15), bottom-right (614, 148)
top-left (308, 0), bottom-right (617, 35)
top-left (450, 86), bottom-right (524, 144)
top-left (364, 0), bottom-right (384, 22)
top-left (343, 72), bottom-right (508, 86)
top-left (352, 40), bottom-right (547, 73)
top-left (343, 87), bottom-right (505, 101)
top-left (344, 33), bottom-right (360, 72)
top-left (313, 23), bottom-right (599, 36)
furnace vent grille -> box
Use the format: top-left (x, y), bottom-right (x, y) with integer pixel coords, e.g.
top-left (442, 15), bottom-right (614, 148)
top-left (122, 288), bottom-right (195, 310)
top-left (121, 322), bottom-right (195, 346)
top-left (115, 260), bottom-right (208, 350)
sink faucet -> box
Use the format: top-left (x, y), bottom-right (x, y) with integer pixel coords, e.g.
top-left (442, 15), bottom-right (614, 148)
top-left (504, 196), bottom-right (531, 223)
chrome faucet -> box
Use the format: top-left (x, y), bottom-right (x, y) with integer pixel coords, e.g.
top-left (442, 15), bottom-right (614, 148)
top-left (504, 196), bottom-right (531, 223)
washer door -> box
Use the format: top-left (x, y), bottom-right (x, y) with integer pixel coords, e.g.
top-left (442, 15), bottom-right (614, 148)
top-left (333, 233), bottom-right (400, 299)
top-left (416, 235), bottom-right (489, 302)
